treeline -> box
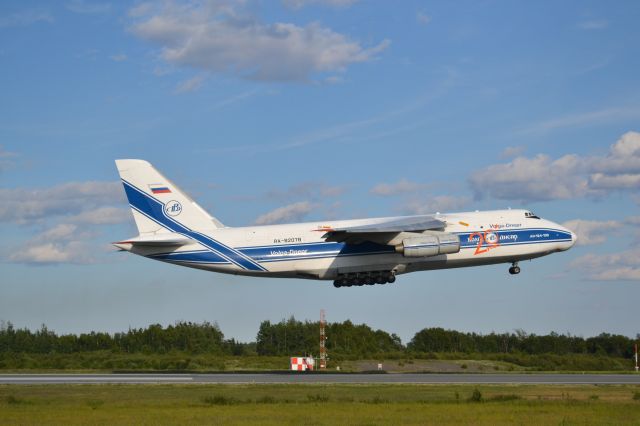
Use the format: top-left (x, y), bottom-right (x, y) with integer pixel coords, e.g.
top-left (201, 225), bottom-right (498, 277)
top-left (256, 317), bottom-right (403, 359)
top-left (0, 320), bottom-right (637, 361)
top-left (0, 321), bottom-right (253, 356)
top-left (408, 328), bottom-right (636, 358)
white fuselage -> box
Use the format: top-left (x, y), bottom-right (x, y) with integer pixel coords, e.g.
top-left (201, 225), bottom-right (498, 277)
top-left (129, 209), bottom-right (576, 280)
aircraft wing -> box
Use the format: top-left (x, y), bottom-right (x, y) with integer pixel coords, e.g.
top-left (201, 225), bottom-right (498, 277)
top-left (323, 216), bottom-right (445, 244)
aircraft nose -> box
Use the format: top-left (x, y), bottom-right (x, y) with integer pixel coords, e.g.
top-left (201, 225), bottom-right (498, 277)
top-left (570, 231), bottom-right (577, 247)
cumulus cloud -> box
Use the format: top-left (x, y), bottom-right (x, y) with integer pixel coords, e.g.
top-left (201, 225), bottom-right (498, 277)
top-left (470, 131), bottom-right (640, 201)
top-left (625, 216), bottom-right (640, 226)
top-left (9, 224), bottom-right (94, 265)
top-left (0, 9), bottom-right (53, 28)
top-left (469, 154), bottom-right (587, 201)
top-left (68, 207), bottom-right (131, 225)
top-left (370, 179), bottom-right (427, 196)
top-left (501, 145), bottom-right (525, 159)
top-left (129, 1), bottom-right (389, 82)
top-left (561, 219), bottom-right (622, 246)
top-left (1, 180), bottom-right (131, 265)
top-left (0, 181), bottom-right (125, 224)
top-left (570, 251), bottom-right (640, 281)
top-left (254, 201), bottom-right (315, 225)
top-left (403, 195), bottom-right (470, 215)
top-left (283, 0), bottom-right (359, 8)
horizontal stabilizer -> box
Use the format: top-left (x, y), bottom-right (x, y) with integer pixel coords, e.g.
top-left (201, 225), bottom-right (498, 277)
top-left (112, 235), bottom-right (191, 250)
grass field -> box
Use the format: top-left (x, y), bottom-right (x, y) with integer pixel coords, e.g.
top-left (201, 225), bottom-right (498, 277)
top-left (2, 383), bottom-right (640, 425)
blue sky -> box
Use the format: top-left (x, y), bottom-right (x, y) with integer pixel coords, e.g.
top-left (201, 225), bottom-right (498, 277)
top-left (1, 0), bottom-right (639, 343)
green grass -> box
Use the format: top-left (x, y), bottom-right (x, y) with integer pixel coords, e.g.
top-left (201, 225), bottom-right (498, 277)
top-left (1, 383), bottom-right (640, 425)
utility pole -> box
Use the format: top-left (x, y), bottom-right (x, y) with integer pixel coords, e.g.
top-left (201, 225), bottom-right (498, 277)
top-left (320, 309), bottom-right (327, 369)
top-left (635, 343), bottom-right (638, 372)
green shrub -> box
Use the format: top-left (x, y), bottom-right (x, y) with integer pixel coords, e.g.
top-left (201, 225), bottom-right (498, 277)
top-left (488, 394), bottom-right (521, 402)
top-left (202, 395), bottom-right (238, 405)
top-left (468, 389), bottom-right (483, 402)
top-left (6, 395), bottom-right (23, 404)
top-left (256, 396), bottom-right (277, 404)
top-left (307, 394), bottom-right (330, 403)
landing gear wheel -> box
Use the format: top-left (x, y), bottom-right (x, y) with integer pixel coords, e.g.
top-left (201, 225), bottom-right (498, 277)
top-left (508, 264), bottom-right (521, 275)
top-left (387, 274), bottom-right (396, 284)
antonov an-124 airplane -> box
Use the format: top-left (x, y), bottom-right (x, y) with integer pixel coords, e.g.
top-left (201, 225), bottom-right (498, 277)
top-left (113, 160), bottom-right (577, 287)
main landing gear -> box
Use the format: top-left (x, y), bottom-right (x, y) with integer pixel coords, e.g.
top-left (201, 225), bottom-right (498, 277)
top-left (508, 262), bottom-right (521, 275)
top-left (333, 271), bottom-right (396, 288)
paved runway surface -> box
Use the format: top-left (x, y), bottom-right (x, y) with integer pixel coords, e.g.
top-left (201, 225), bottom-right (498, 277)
top-left (2, 373), bottom-right (640, 385)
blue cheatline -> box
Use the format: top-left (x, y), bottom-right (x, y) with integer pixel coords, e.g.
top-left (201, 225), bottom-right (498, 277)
top-left (121, 180), bottom-right (267, 272)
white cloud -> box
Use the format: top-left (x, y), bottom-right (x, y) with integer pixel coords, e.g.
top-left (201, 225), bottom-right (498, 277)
top-left (588, 173), bottom-right (640, 190)
top-left (590, 131), bottom-right (640, 175)
top-left (130, 1), bottom-right (388, 82)
top-left (0, 145), bottom-right (17, 172)
top-left (470, 131), bottom-right (640, 201)
top-left (500, 145), bottom-right (525, 159)
top-left (128, 3), bottom-right (152, 18)
top-left (0, 145), bottom-right (16, 158)
top-left (370, 179), bottom-right (427, 196)
top-left (404, 195), bottom-right (470, 215)
top-left (65, 0), bottom-right (111, 15)
top-left (561, 219), bottom-right (622, 246)
top-left (0, 181), bottom-right (124, 224)
top-left (578, 20), bottom-right (608, 30)
top-left (1, 181), bottom-right (130, 265)
top-left (469, 154), bottom-right (587, 201)
top-left (283, 0), bottom-right (359, 9)
top-left (254, 201), bottom-right (315, 225)
top-left (520, 107), bottom-right (640, 134)
top-left (625, 216), bottom-right (640, 226)
top-left (9, 224), bottom-right (94, 265)
top-left (68, 207), bottom-right (131, 225)
top-left (174, 74), bottom-right (207, 94)
top-left (416, 11), bottom-right (431, 25)
top-left (109, 53), bottom-right (127, 62)
top-left (570, 251), bottom-right (640, 281)
top-left (0, 9), bottom-right (53, 28)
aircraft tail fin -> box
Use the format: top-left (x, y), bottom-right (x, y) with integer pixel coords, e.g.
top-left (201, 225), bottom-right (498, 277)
top-left (115, 159), bottom-right (224, 235)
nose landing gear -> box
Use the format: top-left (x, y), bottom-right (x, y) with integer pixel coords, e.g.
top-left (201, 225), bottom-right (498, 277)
top-left (508, 262), bottom-right (521, 275)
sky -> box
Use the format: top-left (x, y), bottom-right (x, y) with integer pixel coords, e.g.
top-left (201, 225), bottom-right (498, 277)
top-left (1, 0), bottom-right (640, 344)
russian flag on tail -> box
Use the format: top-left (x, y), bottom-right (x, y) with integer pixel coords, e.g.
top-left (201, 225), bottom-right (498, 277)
top-left (149, 184), bottom-right (171, 194)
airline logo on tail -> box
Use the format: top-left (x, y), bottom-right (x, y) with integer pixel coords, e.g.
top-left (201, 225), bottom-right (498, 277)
top-left (164, 200), bottom-right (182, 217)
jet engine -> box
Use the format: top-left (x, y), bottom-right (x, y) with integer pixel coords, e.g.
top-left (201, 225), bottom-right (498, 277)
top-left (395, 232), bottom-right (460, 257)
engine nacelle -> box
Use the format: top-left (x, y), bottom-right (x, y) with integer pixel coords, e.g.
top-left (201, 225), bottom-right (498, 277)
top-left (396, 233), bottom-right (460, 257)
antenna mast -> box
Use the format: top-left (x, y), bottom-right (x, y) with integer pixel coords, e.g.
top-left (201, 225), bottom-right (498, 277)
top-left (320, 309), bottom-right (327, 369)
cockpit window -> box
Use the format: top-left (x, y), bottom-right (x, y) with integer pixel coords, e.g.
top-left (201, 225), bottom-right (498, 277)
top-left (525, 211), bottom-right (541, 219)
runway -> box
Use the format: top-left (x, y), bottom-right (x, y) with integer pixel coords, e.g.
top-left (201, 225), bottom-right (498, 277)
top-left (1, 373), bottom-right (640, 385)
